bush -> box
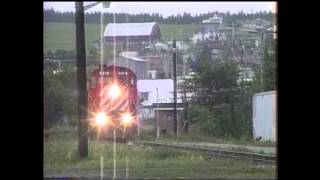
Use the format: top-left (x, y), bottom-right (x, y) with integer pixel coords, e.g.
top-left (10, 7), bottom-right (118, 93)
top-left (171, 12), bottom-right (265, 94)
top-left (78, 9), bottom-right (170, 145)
top-left (187, 103), bottom-right (252, 139)
top-left (44, 64), bottom-right (77, 129)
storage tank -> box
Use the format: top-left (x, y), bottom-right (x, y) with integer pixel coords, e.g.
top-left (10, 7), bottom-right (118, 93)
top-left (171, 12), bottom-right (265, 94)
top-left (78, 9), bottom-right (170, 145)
top-left (252, 91), bottom-right (277, 142)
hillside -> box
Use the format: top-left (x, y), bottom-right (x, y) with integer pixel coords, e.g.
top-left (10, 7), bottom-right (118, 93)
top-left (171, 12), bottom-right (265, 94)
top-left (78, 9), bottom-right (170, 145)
top-left (44, 22), bottom-right (200, 52)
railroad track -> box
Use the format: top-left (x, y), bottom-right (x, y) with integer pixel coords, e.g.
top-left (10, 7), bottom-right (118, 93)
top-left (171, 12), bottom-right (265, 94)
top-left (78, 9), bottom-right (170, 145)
top-left (134, 141), bottom-right (276, 163)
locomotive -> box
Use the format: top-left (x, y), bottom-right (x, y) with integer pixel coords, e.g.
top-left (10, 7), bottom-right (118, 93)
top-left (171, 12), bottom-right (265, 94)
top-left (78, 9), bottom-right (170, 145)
top-left (88, 65), bottom-right (138, 140)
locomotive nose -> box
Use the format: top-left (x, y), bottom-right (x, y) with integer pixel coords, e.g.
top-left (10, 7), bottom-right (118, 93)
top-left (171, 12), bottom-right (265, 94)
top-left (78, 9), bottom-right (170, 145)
top-left (108, 84), bottom-right (120, 99)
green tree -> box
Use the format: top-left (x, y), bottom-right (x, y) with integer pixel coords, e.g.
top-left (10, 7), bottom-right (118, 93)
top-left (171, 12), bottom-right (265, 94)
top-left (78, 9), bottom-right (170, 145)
top-left (44, 64), bottom-right (77, 129)
top-left (251, 39), bottom-right (276, 92)
top-left (185, 44), bottom-right (253, 138)
top-left (263, 40), bottom-right (276, 91)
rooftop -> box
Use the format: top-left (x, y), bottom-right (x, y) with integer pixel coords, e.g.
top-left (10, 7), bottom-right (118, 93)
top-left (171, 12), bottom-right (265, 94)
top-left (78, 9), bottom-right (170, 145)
top-left (104, 22), bottom-right (160, 37)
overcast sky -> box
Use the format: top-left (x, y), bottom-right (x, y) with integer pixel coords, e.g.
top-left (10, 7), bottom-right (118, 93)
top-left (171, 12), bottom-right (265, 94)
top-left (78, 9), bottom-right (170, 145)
top-left (44, 1), bottom-right (274, 18)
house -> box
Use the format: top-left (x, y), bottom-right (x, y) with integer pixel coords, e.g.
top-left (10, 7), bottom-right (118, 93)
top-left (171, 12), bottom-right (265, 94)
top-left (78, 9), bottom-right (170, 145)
top-left (237, 66), bottom-right (255, 84)
top-left (190, 30), bottom-right (226, 44)
top-left (137, 79), bottom-right (182, 120)
top-left (152, 102), bottom-right (184, 134)
top-left (202, 14), bottom-right (222, 24)
top-left (241, 19), bottom-right (271, 32)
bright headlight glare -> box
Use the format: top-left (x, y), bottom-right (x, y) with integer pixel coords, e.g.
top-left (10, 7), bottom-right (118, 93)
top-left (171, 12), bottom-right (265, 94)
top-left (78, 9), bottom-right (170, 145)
top-left (121, 113), bottom-right (133, 126)
top-left (95, 112), bottom-right (108, 126)
top-left (108, 84), bottom-right (120, 98)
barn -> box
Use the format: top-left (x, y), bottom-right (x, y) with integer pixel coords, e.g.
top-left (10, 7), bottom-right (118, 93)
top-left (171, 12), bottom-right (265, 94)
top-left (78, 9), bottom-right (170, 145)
top-left (94, 22), bottom-right (161, 51)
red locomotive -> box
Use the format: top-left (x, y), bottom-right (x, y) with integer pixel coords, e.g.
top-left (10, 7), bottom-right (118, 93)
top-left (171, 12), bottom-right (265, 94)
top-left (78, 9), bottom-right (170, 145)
top-left (88, 65), bottom-right (138, 140)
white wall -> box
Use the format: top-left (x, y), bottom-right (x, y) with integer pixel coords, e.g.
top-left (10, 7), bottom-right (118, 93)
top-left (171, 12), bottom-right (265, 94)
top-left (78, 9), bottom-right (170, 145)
top-left (252, 91), bottom-right (277, 142)
top-left (137, 79), bottom-right (182, 107)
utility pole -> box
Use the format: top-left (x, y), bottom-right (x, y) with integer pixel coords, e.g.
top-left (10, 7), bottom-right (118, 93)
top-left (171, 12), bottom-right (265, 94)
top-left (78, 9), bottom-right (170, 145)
top-left (240, 40), bottom-right (244, 96)
top-left (260, 31), bottom-right (264, 92)
top-left (75, 2), bottom-right (88, 158)
top-left (173, 39), bottom-right (178, 136)
top-left (156, 88), bottom-right (159, 138)
top-left (182, 88), bottom-right (188, 134)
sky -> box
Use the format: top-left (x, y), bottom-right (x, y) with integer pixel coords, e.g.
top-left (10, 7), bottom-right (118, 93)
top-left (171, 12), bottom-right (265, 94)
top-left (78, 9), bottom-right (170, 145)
top-left (44, 1), bottom-right (275, 18)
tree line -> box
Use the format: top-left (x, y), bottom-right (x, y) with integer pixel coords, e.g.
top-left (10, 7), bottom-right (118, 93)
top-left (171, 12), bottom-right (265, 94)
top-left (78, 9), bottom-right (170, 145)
top-left (44, 8), bottom-right (273, 25)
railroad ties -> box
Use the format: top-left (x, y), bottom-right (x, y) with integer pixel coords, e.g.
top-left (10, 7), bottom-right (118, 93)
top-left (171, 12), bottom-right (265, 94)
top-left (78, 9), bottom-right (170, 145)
top-left (136, 141), bottom-right (276, 163)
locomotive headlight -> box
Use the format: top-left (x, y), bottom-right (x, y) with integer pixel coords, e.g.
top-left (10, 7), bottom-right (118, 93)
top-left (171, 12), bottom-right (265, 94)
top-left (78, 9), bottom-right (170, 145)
top-left (95, 112), bottom-right (108, 126)
top-left (108, 84), bottom-right (120, 99)
top-left (121, 113), bottom-right (133, 126)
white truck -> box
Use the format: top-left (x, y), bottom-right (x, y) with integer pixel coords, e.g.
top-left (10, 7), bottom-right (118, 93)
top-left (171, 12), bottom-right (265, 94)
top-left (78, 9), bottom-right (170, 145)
top-left (252, 91), bottom-right (277, 142)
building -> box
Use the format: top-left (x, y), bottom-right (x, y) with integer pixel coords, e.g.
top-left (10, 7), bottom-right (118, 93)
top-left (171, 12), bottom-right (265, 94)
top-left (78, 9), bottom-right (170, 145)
top-left (106, 51), bottom-right (147, 79)
top-left (190, 30), bottom-right (226, 44)
top-left (237, 66), bottom-right (255, 84)
top-left (152, 103), bottom-right (184, 134)
top-left (240, 19), bottom-right (271, 32)
top-left (202, 14), bottom-right (223, 24)
top-left (94, 22), bottom-right (161, 50)
top-left (93, 22), bottom-right (177, 79)
top-left (252, 91), bottom-right (277, 142)
top-left (137, 79), bottom-right (183, 120)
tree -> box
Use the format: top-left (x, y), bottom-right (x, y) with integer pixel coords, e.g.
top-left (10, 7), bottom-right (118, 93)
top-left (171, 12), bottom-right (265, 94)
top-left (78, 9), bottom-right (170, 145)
top-left (251, 38), bottom-right (276, 92)
top-left (263, 40), bottom-right (276, 91)
top-left (184, 44), bottom-right (254, 138)
top-left (44, 64), bottom-right (77, 129)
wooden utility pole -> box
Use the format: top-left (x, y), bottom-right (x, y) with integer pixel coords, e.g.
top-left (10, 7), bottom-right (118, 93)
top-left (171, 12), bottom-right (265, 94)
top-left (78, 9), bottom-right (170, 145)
top-left (173, 39), bottom-right (178, 136)
top-left (156, 88), bottom-right (159, 138)
top-left (75, 2), bottom-right (88, 158)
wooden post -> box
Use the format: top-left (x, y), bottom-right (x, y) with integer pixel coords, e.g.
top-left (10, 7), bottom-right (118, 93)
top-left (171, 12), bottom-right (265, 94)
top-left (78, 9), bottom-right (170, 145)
top-left (173, 39), bottom-right (178, 136)
top-left (75, 2), bottom-right (88, 158)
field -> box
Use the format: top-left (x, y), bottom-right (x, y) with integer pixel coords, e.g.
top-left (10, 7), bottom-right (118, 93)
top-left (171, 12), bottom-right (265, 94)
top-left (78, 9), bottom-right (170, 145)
top-left (44, 126), bottom-right (276, 178)
top-left (43, 22), bottom-right (200, 52)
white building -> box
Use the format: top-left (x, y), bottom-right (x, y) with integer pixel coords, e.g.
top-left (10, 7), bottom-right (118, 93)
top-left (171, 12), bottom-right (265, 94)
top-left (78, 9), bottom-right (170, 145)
top-left (252, 91), bottom-right (277, 142)
top-left (190, 31), bottom-right (226, 44)
top-left (202, 14), bottom-right (222, 24)
top-left (137, 79), bottom-right (182, 120)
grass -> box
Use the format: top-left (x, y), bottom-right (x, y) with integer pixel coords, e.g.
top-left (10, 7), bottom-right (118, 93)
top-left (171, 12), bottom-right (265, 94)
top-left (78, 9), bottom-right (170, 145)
top-left (159, 23), bottom-right (200, 41)
top-left (44, 22), bottom-right (101, 52)
top-left (44, 126), bottom-right (276, 178)
top-left (237, 31), bottom-right (260, 39)
top-left (43, 22), bottom-right (200, 52)
top-left (138, 119), bottom-right (276, 148)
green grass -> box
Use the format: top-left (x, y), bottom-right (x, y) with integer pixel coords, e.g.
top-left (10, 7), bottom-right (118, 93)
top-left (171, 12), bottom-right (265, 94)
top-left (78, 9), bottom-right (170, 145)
top-left (237, 31), bottom-right (260, 39)
top-left (43, 22), bottom-right (200, 52)
top-left (138, 120), bottom-right (276, 147)
top-left (44, 126), bottom-right (276, 178)
top-left (44, 22), bottom-right (101, 52)
top-left (159, 23), bottom-right (200, 41)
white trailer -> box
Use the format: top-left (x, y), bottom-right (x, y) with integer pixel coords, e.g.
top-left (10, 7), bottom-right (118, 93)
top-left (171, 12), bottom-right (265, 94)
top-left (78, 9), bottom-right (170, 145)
top-left (252, 91), bottom-right (277, 142)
